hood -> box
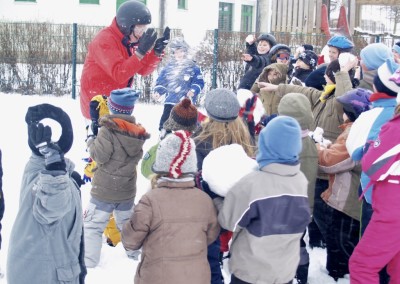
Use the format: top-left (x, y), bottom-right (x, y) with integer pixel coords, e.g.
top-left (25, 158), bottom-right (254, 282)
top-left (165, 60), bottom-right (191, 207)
top-left (277, 93), bottom-right (313, 130)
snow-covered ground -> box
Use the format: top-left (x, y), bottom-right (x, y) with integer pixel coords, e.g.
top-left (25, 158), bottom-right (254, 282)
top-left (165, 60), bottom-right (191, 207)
top-left (0, 93), bottom-right (350, 283)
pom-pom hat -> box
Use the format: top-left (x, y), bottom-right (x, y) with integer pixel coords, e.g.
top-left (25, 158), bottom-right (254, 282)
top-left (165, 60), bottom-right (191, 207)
top-left (163, 98), bottom-right (198, 132)
top-left (152, 130), bottom-right (197, 178)
top-left (373, 59), bottom-right (400, 97)
top-left (204, 88), bottom-right (240, 122)
top-left (108, 88), bottom-right (140, 115)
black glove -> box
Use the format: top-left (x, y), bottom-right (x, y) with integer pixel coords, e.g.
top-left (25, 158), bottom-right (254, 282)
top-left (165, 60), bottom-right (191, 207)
top-left (91, 120), bottom-right (99, 136)
top-left (28, 123), bottom-right (66, 171)
top-left (154, 26), bottom-right (170, 56)
top-left (136, 28), bottom-right (157, 57)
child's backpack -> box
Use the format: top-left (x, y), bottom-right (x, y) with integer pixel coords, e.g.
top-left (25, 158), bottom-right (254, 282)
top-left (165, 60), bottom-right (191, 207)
top-left (141, 143), bottom-right (159, 179)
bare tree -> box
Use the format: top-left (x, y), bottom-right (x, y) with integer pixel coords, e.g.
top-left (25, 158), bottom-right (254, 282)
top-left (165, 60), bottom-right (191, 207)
top-left (386, 5), bottom-right (400, 34)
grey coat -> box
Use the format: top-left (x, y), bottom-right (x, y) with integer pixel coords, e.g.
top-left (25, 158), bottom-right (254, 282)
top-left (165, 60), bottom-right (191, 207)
top-left (7, 155), bottom-right (84, 284)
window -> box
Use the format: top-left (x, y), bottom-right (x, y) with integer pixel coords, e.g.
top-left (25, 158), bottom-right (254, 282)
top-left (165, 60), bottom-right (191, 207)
top-left (218, 2), bottom-right (233, 31)
top-left (241, 5), bottom-right (253, 32)
top-left (80, 0), bottom-right (99, 4)
top-left (178, 0), bottom-right (187, 10)
top-left (116, 0), bottom-right (146, 11)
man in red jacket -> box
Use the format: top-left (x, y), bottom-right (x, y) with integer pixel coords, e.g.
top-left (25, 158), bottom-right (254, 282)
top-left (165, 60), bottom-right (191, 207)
top-left (80, 0), bottom-right (169, 120)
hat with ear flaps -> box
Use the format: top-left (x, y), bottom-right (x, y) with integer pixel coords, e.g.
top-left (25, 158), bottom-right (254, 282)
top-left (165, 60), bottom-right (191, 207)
top-left (25, 103), bottom-right (73, 157)
top-left (152, 130), bottom-right (197, 178)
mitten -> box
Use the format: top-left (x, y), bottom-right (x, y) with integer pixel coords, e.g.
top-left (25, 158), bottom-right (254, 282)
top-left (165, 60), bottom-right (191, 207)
top-left (153, 26), bottom-right (170, 56)
top-left (136, 28), bottom-right (157, 56)
top-left (71, 171), bottom-right (85, 188)
top-left (91, 120), bottom-right (99, 136)
top-left (28, 123), bottom-right (66, 171)
top-left (127, 249), bottom-right (141, 261)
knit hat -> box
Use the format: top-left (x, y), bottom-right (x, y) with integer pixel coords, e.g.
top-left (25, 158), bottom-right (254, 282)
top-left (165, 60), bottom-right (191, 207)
top-left (298, 50), bottom-right (318, 69)
top-left (373, 59), bottom-right (400, 97)
top-left (278, 93), bottom-right (313, 130)
top-left (25, 103), bottom-right (73, 157)
top-left (204, 88), bottom-right (240, 122)
top-left (163, 98), bottom-right (198, 132)
top-left (256, 116), bottom-right (302, 169)
top-left (303, 44), bottom-right (314, 51)
top-left (107, 88), bottom-right (140, 115)
top-left (336, 88), bottom-right (372, 122)
top-left (360, 43), bottom-right (392, 71)
top-left (304, 65), bottom-right (327, 90)
top-left (152, 130), bottom-right (197, 178)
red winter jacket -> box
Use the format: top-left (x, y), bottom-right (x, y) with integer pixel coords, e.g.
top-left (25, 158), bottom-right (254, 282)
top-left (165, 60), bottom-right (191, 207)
top-left (80, 18), bottom-right (161, 119)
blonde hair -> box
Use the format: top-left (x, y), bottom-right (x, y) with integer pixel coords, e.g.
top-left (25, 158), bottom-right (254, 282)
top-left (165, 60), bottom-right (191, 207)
top-left (195, 117), bottom-right (255, 157)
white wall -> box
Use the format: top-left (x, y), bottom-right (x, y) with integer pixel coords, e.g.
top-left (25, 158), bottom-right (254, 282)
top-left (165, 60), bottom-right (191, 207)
top-left (0, 0), bottom-right (257, 44)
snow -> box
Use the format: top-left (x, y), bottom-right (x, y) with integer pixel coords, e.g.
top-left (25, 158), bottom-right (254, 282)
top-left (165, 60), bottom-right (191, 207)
top-left (0, 92), bottom-right (350, 283)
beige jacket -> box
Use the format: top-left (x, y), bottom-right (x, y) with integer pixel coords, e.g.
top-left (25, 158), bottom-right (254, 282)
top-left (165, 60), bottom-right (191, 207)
top-left (122, 179), bottom-right (220, 284)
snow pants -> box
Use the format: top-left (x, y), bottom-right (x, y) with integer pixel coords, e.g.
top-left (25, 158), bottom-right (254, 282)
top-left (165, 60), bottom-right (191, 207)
top-left (349, 178), bottom-right (400, 284)
top-left (83, 197), bottom-right (134, 268)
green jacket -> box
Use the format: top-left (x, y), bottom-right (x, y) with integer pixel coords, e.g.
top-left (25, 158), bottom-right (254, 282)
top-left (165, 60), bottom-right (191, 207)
top-left (276, 71), bottom-right (353, 143)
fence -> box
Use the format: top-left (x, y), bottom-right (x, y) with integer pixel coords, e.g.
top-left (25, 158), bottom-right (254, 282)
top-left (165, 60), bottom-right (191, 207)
top-left (0, 21), bottom-right (399, 101)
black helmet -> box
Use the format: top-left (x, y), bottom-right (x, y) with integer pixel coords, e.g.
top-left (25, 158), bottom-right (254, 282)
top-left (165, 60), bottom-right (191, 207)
top-left (269, 44), bottom-right (291, 62)
top-left (116, 0), bottom-right (152, 36)
top-left (257, 34), bottom-right (277, 47)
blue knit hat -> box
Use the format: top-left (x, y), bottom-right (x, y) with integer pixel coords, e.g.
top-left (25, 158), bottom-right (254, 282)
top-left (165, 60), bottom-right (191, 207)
top-left (108, 88), bottom-right (140, 115)
top-left (360, 43), bottom-right (392, 71)
top-left (256, 116), bottom-right (302, 169)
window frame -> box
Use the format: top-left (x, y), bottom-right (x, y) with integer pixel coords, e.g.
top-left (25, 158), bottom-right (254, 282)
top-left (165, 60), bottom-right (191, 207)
top-left (178, 0), bottom-right (187, 10)
top-left (218, 2), bottom-right (234, 31)
top-left (240, 5), bottom-right (253, 32)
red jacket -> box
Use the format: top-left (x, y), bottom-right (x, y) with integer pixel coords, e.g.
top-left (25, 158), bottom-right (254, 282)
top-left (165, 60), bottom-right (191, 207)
top-left (80, 18), bottom-right (161, 119)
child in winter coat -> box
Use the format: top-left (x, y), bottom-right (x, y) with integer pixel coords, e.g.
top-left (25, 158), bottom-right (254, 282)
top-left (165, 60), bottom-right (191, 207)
top-left (250, 63), bottom-right (288, 117)
top-left (277, 93), bottom-right (318, 284)
top-left (238, 33), bottom-right (277, 90)
top-left (349, 105), bottom-right (400, 283)
top-left (218, 116), bottom-right (310, 284)
top-left (193, 88), bottom-right (255, 284)
top-left (259, 57), bottom-right (358, 261)
top-left (83, 88), bottom-right (150, 268)
top-left (141, 97), bottom-right (199, 179)
top-left (152, 37), bottom-right (204, 132)
top-left (317, 88), bottom-right (372, 280)
top-left (289, 50), bottom-right (319, 85)
top-left (121, 130), bottom-right (220, 284)
top-left (84, 90), bottom-right (139, 247)
top-left (7, 104), bottom-right (86, 284)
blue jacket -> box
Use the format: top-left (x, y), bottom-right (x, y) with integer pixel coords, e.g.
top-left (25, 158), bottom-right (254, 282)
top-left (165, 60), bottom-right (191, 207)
top-left (7, 155), bottom-right (85, 284)
top-left (346, 93), bottom-right (398, 204)
top-left (154, 58), bottom-right (204, 105)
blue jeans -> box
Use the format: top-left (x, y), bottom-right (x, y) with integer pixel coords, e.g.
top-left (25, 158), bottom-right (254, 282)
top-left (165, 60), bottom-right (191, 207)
top-left (208, 237), bottom-right (223, 284)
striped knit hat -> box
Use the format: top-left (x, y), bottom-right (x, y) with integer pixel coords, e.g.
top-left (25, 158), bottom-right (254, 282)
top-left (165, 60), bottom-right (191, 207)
top-left (152, 130), bottom-right (197, 178)
top-left (108, 88), bottom-right (140, 115)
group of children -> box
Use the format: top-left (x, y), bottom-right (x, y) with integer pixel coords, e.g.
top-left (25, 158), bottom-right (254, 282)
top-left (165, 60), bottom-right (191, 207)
top-left (236, 33), bottom-right (400, 284)
top-left (5, 31), bottom-right (400, 284)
